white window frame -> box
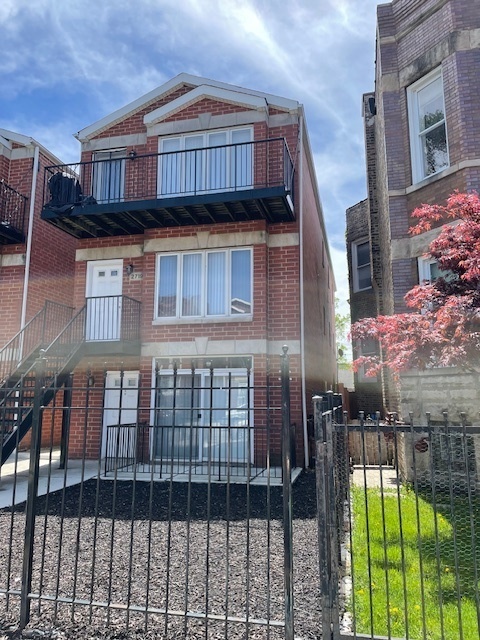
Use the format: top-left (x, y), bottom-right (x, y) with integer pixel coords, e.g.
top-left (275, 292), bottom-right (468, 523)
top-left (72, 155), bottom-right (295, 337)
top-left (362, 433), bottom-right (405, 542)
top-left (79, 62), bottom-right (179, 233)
top-left (352, 238), bottom-right (372, 292)
top-left (418, 256), bottom-right (439, 284)
top-left (157, 127), bottom-right (253, 197)
top-left (155, 247), bottom-right (253, 321)
top-left (407, 68), bottom-right (449, 184)
top-left (417, 255), bottom-right (454, 284)
top-left (356, 339), bottom-right (378, 384)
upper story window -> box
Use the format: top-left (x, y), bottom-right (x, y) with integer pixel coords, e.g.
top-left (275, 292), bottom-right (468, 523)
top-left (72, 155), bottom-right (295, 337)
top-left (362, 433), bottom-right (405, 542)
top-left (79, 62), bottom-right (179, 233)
top-left (352, 239), bottom-right (372, 292)
top-left (407, 69), bottom-right (449, 184)
top-left (156, 248), bottom-right (252, 320)
top-left (92, 149), bottom-right (126, 204)
top-left (158, 128), bottom-right (253, 197)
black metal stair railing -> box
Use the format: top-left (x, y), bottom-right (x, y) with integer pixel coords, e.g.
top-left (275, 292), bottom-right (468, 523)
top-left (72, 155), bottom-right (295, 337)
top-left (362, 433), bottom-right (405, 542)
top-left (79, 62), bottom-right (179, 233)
top-left (0, 301), bottom-right (74, 386)
top-left (0, 296), bottom-right (141, 466)
top-left (0, 306), bottom-right (87, 466)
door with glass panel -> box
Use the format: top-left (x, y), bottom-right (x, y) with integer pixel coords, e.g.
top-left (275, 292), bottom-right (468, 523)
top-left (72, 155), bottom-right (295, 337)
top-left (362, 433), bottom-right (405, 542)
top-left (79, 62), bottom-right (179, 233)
top-left (86, 261), bottom-right (123, 341)
top-left (155, 374), bottom-right (202, 461)
top-left (155, 370), bottom-right (250, 464)
top-left (203, 372), bottom-right (249, 464)
top-left (158, 129), bottom-right (252, 197)
top-left (92, 149), bottom-right (126, 203)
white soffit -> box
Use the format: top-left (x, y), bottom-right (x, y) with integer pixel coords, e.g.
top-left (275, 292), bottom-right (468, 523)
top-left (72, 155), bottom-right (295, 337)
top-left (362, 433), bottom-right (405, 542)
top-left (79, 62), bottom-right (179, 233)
top-left (75, 73), bottom-right (300, 141)
top-left (143, 85), bottom-right (267, 125)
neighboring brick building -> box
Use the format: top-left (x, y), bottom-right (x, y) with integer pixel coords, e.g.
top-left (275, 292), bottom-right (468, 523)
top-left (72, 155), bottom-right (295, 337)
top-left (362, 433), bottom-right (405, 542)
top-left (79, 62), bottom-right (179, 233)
top-left (1, 74), bottom-right (336, 474)
top-left (0, 129), bottom-right (78, 346)
top-left (346, 0), bottom-right (480, 415)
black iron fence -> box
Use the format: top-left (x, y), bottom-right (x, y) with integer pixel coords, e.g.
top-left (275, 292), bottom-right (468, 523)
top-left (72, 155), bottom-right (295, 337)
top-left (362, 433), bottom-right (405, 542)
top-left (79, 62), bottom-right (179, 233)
top-left (314, 402), bottom-right (480, 640)
top-left (0, 348), bottom-right (322, 639)
top-left (42, 138), bottom-right (294, 209)
top-left (0, 179), bottom-right (27, 237)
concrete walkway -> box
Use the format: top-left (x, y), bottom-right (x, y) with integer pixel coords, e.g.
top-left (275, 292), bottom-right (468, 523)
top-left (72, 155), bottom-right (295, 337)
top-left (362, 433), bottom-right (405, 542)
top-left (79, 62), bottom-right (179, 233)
top-left (0, 449), bottom-right (99, 508)
top-left (352, 464), bottom-right (400, 489)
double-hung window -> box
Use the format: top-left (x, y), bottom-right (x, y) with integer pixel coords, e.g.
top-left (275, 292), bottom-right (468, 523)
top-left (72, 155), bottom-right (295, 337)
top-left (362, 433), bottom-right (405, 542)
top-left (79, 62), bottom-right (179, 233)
top-left (92, 149), bottom-right (126, 203)
top-left (156, 248), bottom-right (252, 319)
top-left (158, 128), bottom-right (253, 197)
top-left (352, 239), bottom-right (372, 292)
top-left (407, 68), bottom-right (449, 183)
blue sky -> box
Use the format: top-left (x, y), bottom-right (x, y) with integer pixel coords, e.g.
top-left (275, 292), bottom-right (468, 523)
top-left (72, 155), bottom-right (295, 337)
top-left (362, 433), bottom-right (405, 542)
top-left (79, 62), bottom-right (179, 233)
top-left (0, 0), bottom-right (380, 316)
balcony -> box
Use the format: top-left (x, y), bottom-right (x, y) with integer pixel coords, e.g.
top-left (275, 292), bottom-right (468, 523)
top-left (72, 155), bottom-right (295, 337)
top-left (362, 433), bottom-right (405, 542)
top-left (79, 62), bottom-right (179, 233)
top-left (83, 295), bottom-right (141, 355)
top-left (40, 138), bottom-right (295, 238)
top-left (0, 179), bottom-right (27, 244)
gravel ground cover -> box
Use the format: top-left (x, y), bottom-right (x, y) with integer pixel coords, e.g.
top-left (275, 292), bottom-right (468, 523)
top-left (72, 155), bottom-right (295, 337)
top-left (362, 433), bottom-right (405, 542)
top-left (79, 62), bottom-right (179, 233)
top-left (0, 470), bottom-right (321, 639)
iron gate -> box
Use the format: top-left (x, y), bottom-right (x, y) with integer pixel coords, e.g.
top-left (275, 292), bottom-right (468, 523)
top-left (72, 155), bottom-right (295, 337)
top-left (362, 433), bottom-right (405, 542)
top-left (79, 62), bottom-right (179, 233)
top-left (314, 397), bottom-right (480, 640)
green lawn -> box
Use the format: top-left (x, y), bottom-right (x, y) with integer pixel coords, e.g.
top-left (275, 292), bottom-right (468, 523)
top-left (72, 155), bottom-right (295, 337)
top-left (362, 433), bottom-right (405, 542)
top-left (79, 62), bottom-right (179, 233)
top-left (350, 485), bottom-right (480, 639)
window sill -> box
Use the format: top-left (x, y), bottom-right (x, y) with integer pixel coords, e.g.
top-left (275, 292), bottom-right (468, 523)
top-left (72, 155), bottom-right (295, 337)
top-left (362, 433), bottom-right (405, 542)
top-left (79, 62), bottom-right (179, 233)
top-left (152, 315), bottom-right (253, 326)
top-left (407, 165), bottom-right (452, 193)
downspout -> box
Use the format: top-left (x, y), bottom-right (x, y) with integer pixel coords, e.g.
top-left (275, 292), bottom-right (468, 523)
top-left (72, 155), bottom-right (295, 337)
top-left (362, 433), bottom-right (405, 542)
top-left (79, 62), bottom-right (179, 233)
top-left (298, 111), bottom-right (309, 469)
top-left (20, 143), bottom-right (40, 330)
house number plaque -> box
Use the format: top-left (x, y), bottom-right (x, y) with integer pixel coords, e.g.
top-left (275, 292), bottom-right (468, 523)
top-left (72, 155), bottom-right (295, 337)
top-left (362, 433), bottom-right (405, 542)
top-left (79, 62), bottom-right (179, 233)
top-left (129, 272), bottom-right (143, 280)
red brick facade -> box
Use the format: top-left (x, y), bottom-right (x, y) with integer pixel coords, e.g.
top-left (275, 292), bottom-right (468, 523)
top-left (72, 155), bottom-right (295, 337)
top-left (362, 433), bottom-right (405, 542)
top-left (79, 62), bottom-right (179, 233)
top-left (2, 76), bottom-right (336, 469)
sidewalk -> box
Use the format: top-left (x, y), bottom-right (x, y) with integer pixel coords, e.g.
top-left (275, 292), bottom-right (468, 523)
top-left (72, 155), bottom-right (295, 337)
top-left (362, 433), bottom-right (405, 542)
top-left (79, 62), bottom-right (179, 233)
top-left (0, 449), bottom-right (99, 508)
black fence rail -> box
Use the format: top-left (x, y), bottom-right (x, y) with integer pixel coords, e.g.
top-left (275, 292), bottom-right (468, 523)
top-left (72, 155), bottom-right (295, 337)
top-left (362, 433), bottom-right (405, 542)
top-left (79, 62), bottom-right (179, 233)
top-left (0, 348), bottom-right (319, 639)
top-left (0, 179), bottom-right (27, 238)
top-left (314, 403), bottom-right (480, 640)
top-left (42, 138), bottom-right (294, 208)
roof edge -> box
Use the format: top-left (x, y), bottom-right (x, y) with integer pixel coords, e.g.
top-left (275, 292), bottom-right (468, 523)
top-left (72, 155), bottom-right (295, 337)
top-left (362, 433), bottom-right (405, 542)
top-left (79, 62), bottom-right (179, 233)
top-left (75, 73), bottom-right (300, 142)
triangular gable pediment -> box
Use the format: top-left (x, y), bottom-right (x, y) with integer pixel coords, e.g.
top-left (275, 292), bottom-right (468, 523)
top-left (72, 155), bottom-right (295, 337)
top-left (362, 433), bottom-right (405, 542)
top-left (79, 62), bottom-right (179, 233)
top-left (143, 85), bottom-right (267, 126)
top-left (75, 73), bottom-right (299, 142)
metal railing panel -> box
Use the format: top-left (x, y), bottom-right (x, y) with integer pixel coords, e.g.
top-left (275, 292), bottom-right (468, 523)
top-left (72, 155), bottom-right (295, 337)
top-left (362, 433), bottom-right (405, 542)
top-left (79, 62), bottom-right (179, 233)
top-left (42, 138), bottom-right (294, 210)
top-left (315, 404), bottom-right (480, 640)
top-left (0, 179), bottom-right (27, 236)
top-left (0, 301), bottom-right (74, 386)
top-left (0, 351), bottom-right (311, 638)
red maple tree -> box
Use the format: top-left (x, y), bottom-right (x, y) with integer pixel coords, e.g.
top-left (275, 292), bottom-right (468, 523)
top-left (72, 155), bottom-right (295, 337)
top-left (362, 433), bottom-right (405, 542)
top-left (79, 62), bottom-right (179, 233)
top-left (351, 191), bottom-right (480, 375)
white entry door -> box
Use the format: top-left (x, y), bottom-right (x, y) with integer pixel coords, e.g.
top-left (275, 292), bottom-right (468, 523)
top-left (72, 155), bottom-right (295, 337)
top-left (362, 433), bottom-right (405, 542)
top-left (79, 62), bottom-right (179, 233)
top-left (101, 371), bottom-right (139, 459)
top-left (86, 261), bottom-right (123, 340)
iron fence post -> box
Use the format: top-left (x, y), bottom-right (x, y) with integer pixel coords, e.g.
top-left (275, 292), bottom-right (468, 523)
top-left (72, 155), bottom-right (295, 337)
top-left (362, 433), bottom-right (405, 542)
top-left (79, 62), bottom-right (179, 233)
top-left (59, 372), bottom-right (73, 469)
top-left (20, 352), bottom-right (46, 628)
top-left (281, 345), bottom-right (294, 640)
top-left (313, 396), bottom-right (330, 638)
top-left (313, 396), bottom-right (341, 640)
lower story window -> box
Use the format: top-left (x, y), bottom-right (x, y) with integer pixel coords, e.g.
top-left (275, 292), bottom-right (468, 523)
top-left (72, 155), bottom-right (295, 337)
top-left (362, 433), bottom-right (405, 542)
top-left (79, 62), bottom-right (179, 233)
top-left (156, 248), bottom-right (252, 319)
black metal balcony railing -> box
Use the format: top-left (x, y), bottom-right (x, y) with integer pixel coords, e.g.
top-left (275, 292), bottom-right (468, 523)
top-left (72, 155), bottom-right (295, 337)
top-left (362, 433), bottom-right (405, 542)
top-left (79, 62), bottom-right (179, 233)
top-left (42, 138), bottom-right (294, 210)
top-left (0, 179), bottom-right (27, 242)
top-left (85, 295), bottom-right (141, 343)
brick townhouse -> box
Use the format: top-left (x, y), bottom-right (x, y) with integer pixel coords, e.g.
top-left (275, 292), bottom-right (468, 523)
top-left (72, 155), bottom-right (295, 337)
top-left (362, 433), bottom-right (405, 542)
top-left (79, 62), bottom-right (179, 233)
top-left (346, 0), bottom-right (480, 415)
top-left (1, 74), bottom-right (336, 478)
